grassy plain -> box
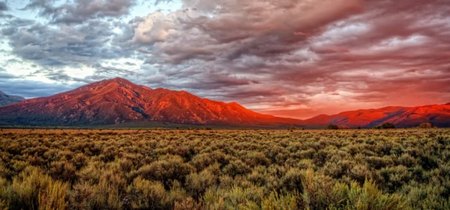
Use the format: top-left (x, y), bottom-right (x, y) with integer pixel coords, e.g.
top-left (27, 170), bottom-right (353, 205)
top-left (0, 128), bottom-right (449, 209)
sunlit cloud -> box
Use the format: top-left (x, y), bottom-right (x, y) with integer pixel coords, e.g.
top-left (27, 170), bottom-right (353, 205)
top-left (0, 0), bottom-right (449, 118)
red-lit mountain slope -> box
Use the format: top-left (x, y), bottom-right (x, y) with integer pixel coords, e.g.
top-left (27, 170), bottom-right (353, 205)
top-left (0, 78), bottom-right (301, 127)
top-left (303, 103), bottom-right (450, 128)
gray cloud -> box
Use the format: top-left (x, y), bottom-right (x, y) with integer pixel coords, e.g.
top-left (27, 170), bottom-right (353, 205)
top-left (125, 0), bottom-right (450, 118)
top-left (0, 78), bottom-right (79, 98)
top-left (135, 0), bottom-right (362, 63)
top-left (2, 18), bottom-right (134, 67)
top-left (26, 0), bottom-right (135, 24)
top-left (0, 71), bottom-right (82, 98)
top-left (1, 0), bottom-right (449, 118)
top-left (0, 70), bottom-right (16, 79)
top-left (0, 1), bottom-right (7, 11)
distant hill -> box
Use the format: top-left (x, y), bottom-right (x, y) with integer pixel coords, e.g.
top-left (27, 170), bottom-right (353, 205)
top-left (0, 91), bottom-right (24, 107)
top-left (303, 103), bottom-right (450, 128)
top-left (0, 78), bottom-right (301, 127)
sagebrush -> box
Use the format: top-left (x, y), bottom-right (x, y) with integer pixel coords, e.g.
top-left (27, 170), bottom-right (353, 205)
top-left (0, 128), bottom-right (449, 210)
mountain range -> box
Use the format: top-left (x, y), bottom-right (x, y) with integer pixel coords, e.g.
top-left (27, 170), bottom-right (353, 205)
top-left (0, 78), bottom-right (299, 127)
top-left (0, 78), bottom-right (448, 128)
top-left (0, 91), bottom-right (24, 107)
top-left (304, 103), bottom-right (450, 128)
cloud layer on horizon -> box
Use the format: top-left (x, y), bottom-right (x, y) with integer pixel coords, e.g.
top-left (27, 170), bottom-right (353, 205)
top-left (0, 0), bottom-right (449, 118)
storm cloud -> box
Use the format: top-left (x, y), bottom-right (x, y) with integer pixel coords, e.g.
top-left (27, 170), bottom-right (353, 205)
top-left (0, 2), bottom-right (7, 11)
top-left (25, 0), bottom-right (136, 24)
top-left (0, 0), bottom-right (449, 118)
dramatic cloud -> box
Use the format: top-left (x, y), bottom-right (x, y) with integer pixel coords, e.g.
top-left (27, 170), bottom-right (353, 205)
top-left (2, 19), bottom-right (128, 66)
top-left (0, 0), bottom-right (449, 118)
top-left (25, 0), bottom-right (136, 23)
top-left (0, 2), bottom-right (7, 11)
top-left (0, 78), bottom-right (79, 98)
top-left (137, 0), bottom-right (362, 63)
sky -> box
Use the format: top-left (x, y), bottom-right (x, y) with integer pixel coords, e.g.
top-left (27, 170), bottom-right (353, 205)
top-left (0, 0), bottom-right (449, 119)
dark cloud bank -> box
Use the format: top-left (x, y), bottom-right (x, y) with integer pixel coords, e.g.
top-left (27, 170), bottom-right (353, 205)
top-left (0, 0), bottom-right (449, 118)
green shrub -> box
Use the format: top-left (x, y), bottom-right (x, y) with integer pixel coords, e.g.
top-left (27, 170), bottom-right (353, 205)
top-left (261, 192), bottom-right (298, 210)
top-left (223, 159), bottom-right (251, 177)
top-left (328, 124), bottom-right (339, 130)
top-left (301, 169), bottom-right (337, 209)
top-left (48, 161), bottom-right (76, 182)
top-left (186, 169), bottom-right (217, 199)
top-left (0, 128), bottom-right (448, 209)
top-left (376, 123), bottom-right (396, 129)
top-left (0, 178), bottom-right (9, 210)
top-left (69, 167), bottom-right (126, 210)
top-left (329, 180), bottom-right (409, 210)
top-left (127, 177), bottom-right (169, 209)
top-left (136, 155), bottom-right (193, 187)
top-left (280, 168), bottom-right (303, 193)
top-left (8, 167), bottom-right (68, 210)
top-left (38, 180), bottom-right (68, 210)
top-left (203, 185), bottom-right (264, 209)
top-left (402, 182), bottom-right (450, 210)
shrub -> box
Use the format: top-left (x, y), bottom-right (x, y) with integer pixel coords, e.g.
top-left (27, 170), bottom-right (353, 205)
top-left (0, 128), bottom-right (448, 209)
top-left (8, 167), bottom-right (68, 210)
top-left (379, 166), bottom-right (411, 192)
top-left (186, 169), bottom-right (217, 199)
top-left (349, 164), bottom-right (373, 184)
top-left (261, 192), bottom-right (298, 210)
top-left (173, 197), bottom-right (201, 210)
top-left (48, 161), bottom-right (76, 182)
top-left (301, 169), bottom-right (336, 209)
top-left (38, 180), bottom-right (69, 210)
top-left (203, 185), bottom-right (264, 209)
top-left (245, 152), bottom-right (270, 167)
top-left (377, 123), bottom-right (396, 129)
top-left (280, 169), bottom-right (303, 193)
top-left (327, 124), bottom-right (340, 130)
top-left (329, 180), bottom-right (409, 210)
top-left (190, 151), bottom-right (228, 171)
top-left (127, 177), bottom-right (169, 209)
top-left (0, 177), bottom-right (9, 210)
top-left (136, 155), bottom-right (194, 187)
top-left (419, 122), bottom-right (434, 128)
top-left (223, 159), bottom-right (251, 177)
top-left (70, 167), bottom-right (126, 210)
top-left (403, 182), bottom-right (450, 210)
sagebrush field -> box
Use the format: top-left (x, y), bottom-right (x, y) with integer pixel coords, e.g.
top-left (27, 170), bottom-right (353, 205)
top-left (0, 129), bottom-right (449, 210)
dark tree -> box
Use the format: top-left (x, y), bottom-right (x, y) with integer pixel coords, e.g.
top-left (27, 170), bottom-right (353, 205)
top-left (376, 123), bottom-right (396, 129)
top-left (327, 124), bottom-right (339, 129)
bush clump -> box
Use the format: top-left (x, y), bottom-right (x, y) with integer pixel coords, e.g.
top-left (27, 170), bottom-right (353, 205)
top-left (0, 128), bottom-right (448, 209)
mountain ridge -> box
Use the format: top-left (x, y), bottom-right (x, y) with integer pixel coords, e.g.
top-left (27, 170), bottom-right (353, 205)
top-left (0, 78), bottom-right (448, 128)
top-left (0, 91), bottom-right (25, 107)
top-left (0, 78), bottom-right (301, 127)
top-left (303, 103), bottom-right (450, 128)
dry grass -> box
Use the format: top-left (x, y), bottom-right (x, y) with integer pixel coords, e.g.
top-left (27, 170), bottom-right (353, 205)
top-left (0, 128), bottom-right (449, 209)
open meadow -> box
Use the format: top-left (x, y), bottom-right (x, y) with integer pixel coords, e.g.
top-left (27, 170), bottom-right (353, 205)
top-left (0, 128), bottom-right (449, 210)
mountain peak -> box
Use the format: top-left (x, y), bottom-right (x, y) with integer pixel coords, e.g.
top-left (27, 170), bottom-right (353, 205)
top-left (75, 77), bottom-right (140, 93)
top-left (0, 78), bottom-right (299, 126)
top-left (108, 77), bottom-right (132, 83)
top-left (100, 77), bottom-right (135, 86)
top-left (0, 91), bottom-right (25, 107)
